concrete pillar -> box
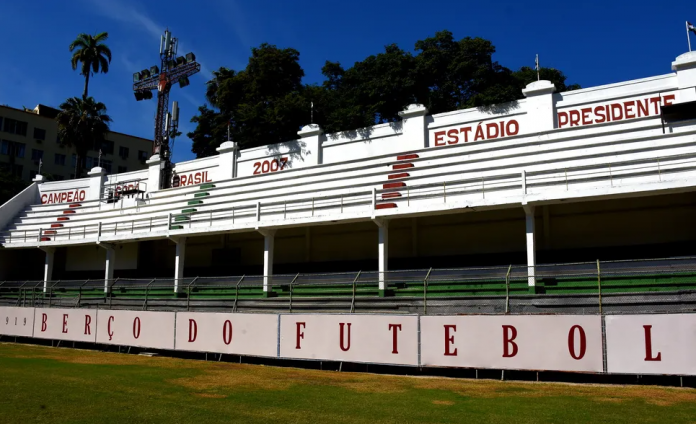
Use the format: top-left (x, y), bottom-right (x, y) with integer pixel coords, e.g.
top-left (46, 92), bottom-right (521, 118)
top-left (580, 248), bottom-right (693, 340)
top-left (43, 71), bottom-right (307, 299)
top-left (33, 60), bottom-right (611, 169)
top-left (259, 230), bottom-right (276, 296)
top-left (672, 52), bottom-right (696, 99)
top-left (174, 237), bottom-right (187, 293)
top-left (523, 205), bottom-right (536, 287)
top-left (41, 247), bottom-right (55, 293)
top-left (398, 104), bottom-right (429, 148)
top-left (104, 245), bottom-right (115, 294)
top-left (146, 154), bottom-right (163, 193)
top-left (216, 141), bottom-right (239, 180)
top-left (522, 80), bottom-right (556, 132)
top-left (87, 167), bottom-right (106, 201)
top-left (375, 219), bottom-right (389, 295)
top-left (297, 124), bottom-right (324, 165)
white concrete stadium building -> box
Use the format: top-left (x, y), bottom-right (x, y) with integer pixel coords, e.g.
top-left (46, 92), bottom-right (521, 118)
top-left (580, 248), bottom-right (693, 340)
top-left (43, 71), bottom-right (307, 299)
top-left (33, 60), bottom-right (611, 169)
top-left (3, 51), bottom-right (696, 296)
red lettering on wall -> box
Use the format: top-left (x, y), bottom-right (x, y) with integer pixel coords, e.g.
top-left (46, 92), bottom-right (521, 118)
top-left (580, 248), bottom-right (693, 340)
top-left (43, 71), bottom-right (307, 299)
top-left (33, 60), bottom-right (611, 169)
top-left (41, 313), bottom-right (47, 332)
top-left (107, 316), bottom-right (114, 341)
top-left (188, 319), bottom-right (197, 343)
top-left (558, 111), bottom-right (569, 128)
top-left (567, 325), bottom-right (586, 360)
top-left (388, 324), bottom-right (402, 354)
top-left (434, 131), bottom-right (446, 146)
top-left (41, 190), bottom-right (87, 205)
top-left (339, 323), bottom-right (352, 352)
top-left (502, 325), bottom-right (518, 358)
top-left (444, 325), bottom-right (457, 356)
top-left (84, 315), bottom-right (92, 335)
top-left (447, 129), bottom-right (458, 144)
top-left (223, 320), bottom-right (233, 345)
top-left (569, 110), bottom-right (581, 127)
top-left (132, 317), bottom-right (141, 339)
top-left (62, 314), bottom-right (69, 334)
top-left (296, 322), bottom-right (306, 349)
top-left (643, 325), bottom-right (662, 361)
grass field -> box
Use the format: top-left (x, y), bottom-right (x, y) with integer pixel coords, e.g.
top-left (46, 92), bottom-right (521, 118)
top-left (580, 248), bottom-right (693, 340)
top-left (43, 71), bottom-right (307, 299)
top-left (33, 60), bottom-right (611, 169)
top-left (1, 343), bottom-right (695, 424)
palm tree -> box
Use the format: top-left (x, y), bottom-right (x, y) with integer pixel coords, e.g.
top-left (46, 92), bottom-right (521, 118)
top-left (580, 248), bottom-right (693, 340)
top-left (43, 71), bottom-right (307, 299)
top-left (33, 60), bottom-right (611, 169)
top-left (69, 33), bottom-right (112, 100)
top-left (56, 97), bottom-right (112, 178)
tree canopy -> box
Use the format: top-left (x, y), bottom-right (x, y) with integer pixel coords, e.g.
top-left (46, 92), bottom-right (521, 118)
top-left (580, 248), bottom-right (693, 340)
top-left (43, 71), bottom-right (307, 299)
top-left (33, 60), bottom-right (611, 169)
top-left (189, 30), bottom-right (579, 157)
top-left (69, 32), bottom-right (112, 100)
top-left (56, 97), bottom-right (112, 177)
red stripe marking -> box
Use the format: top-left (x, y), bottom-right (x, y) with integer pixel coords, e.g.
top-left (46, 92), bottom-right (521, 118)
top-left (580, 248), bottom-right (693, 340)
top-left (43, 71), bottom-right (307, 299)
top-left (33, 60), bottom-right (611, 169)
top-left (392, 163), bottom-right (414, 170)
top-left (57, 217), bottom-right (70, 221)
top-left (43, 230), bottom-right (56, 235)
top-left (69, 204), bottom-right (82, 208)
top-left (50, 224), bottom-right (64, 228)
top-left (375, 203), bottom-right (397, 209)
top-left (383, 182), bottom-right (406, 189)
top-left (40, 237), bottom-right (51, 242)
top-left (388, 173), bottom-right (410, 180)
top-left (382, 193), bottom-right (402, 199)
top-left (396, 154), bottom-right (419, 161)
top-left (63, 210), bottom-right (76, 214)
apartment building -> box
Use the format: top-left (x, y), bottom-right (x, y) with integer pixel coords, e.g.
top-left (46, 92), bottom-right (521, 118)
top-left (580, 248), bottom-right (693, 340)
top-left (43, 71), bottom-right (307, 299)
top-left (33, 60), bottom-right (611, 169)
top-left (0, 104), bottom-right (152, 181)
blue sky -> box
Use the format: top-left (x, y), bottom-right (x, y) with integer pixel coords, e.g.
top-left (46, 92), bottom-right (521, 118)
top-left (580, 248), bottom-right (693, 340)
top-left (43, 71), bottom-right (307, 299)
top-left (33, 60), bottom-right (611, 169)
top-left (0, 0), bottom-right (692, 162)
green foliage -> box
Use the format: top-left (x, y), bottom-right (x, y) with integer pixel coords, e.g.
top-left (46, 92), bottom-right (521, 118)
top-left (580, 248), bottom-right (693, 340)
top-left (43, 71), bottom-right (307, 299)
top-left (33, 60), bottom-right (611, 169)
top-left (0, 170), bottom-right (29, 205)
top-left (56, 97), bottom-right (112, 178)
top-left (189, 31), bottom-right (580, 157)
top-left (69, 32), bottom-right (112, 100)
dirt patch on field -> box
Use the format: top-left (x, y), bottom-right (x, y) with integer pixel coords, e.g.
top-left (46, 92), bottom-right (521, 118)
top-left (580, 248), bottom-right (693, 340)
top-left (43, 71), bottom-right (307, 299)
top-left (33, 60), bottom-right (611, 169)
top-left (193, 393), bottom-right (227, 399)
top-left (432, 400), bottom-right (455, 406)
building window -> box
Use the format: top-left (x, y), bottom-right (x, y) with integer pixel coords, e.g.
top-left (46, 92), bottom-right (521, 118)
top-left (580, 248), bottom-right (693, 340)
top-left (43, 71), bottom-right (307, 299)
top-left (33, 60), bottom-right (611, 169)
top-left (138, 150), bottom-right (149, 162)
top-left (2, 118), bottom-right (28, 136)
top-left (33, 128), bottom-right (46, 141)
top-left (1, 140), bottom-right (25, 158)
top-left (94, 140), bottom-right (114, 155)
top-left (118, 146), bottom-right (129, 159)
top-left (118, 166), bottom-right (127, 173)
top-left (55, 153), bottom-right (66, 166)
top-left (102, 159), bottom-right (112, 173)
top-left (31, 149), bottom-right (43, 161)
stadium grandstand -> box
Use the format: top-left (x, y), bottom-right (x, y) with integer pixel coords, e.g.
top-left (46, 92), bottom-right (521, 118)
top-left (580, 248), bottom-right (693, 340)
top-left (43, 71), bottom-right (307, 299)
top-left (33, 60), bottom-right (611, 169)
top-left (3, 51), bottom-right (696, 316)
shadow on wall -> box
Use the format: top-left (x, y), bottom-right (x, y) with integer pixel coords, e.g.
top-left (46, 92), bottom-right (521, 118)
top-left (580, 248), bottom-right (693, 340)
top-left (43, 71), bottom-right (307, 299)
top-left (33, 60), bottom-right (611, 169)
top-left (326, 121), bottom-right (403, 144)
top-left (476, 100), bottom-right (521, 115)
top-left (265, 139), bottom-right (307, 169)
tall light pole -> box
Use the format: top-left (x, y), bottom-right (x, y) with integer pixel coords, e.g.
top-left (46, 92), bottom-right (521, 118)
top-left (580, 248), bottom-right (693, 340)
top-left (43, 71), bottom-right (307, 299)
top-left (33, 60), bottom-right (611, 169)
top-left (132, 29), bottom-right (200, 189)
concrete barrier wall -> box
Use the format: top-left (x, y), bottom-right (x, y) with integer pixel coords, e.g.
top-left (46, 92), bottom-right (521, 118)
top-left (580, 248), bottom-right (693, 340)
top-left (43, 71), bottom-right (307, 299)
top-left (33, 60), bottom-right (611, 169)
top-left (2, 306), bottom-right (696, 375)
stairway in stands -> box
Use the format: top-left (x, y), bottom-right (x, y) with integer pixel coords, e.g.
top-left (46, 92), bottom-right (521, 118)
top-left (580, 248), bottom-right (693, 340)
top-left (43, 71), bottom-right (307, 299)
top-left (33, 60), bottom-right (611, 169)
top-left (170, 182), bottom-right (216, 230)
top-left (40, 203), bottom-right (82, 241)
top-left (376, 154), bottom-right (418, 210)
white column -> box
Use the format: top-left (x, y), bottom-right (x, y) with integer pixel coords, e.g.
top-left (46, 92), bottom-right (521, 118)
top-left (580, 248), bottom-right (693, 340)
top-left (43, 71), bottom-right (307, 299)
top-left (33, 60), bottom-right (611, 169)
top-left (87, 167), bottom-right (106, 201)
top-left (524, 205), bottom-right (536, 287)
top-left (376, 219), bottom-right (389, 294)
top-left (216, 141), bottom-right (239, 180)
top-left (146, 154), bottom-right (163, 192)
top-left (259, 230), bottom-right (276, 296)
top-left (297, 124), bottom-right (324, 165)
top-left (41, 247), bottom-right (55, 293)
top-left (104, 245), bottom-right (115, 293)
top-left (522, 80), bottom-right (556, 131)
top-left (398, 104), bottom-right (429, 148)
top-left (174, 237), bottom-right (187, 293)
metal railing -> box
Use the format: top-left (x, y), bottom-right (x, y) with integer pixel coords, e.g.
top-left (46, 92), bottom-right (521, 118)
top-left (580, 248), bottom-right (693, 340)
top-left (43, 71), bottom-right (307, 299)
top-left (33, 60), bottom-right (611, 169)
top-left (2, 153), bottom-right (696, 245)
top-left (3, 257), bottom-right (696, 315)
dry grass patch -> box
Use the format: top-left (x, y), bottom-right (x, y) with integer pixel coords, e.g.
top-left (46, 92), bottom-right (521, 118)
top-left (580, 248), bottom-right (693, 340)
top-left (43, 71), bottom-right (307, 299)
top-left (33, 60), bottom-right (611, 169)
top-left (432, 400), bottom-right (455, 405)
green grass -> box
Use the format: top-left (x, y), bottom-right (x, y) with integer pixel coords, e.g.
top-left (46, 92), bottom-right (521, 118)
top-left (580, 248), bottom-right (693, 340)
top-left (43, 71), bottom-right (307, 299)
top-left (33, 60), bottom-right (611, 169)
top-left (1, 343), bottom-right (696, 423)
